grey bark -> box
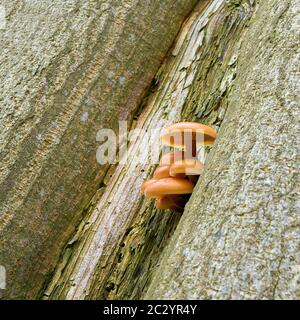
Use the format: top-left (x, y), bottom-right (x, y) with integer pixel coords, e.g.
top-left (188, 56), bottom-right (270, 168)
top-left (0, 0), bottom-right (197, 299)
top-left (146, 0), bottom-right (300, 299)
top-left (1, 0), bottom-right (298, 301)
top-left (44, 0), bottom-right (259, 300)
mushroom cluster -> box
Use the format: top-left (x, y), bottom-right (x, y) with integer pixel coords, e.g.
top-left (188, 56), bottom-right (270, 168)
top-left (141, 122), bottom-right (217, 212)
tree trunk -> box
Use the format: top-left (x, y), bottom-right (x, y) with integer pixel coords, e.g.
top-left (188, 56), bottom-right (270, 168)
top-left (146, 0), bottom-right (300, 299)
top-left (42, 0), bottom-right (268, 300)
top-left (0, 0), bottom-right (197, 299)
top-left (1, 0), bottom-right (298, 300)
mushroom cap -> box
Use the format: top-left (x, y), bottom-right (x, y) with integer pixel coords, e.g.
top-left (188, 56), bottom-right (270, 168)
top-left (161, 122), bottom-right (217, 147)
top-left (140, 178), bottom-right (157, 194)
top-left (160, 151), bottom-right (185, 166)
top-left (170, 159), bottom-right (204, 177)
top-left (144, 177), bottom-right (194, 198)
top-left (153, 165), bottom-right (171, 179)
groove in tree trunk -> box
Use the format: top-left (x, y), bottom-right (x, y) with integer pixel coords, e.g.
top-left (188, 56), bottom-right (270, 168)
top-left (0, 0), bottom-right (197, 299)
top-left (44, 0), bottom-right (267, 300)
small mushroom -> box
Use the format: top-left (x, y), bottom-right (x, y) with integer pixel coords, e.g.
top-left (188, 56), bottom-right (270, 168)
top-left (169, 159), bottom-right (204, 177)
top-left (161, 122), bottom-right (217, 148)
top-left (160, 151), bottom-right (185, 166)
top-left (154, 164), bottom-right (186, 180)
top-left (153, 165), bottom-right (171, 179)
top-left (140, 178), bottom-right (157, 194)
top-left (144, 177), bottom-right (194, 198)
top-left (141, 122), bottom-right (217, 213)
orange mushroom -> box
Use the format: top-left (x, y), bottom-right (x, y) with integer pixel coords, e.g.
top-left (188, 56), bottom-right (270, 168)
top-left (140, 178), bottom-right (157, 194)
top-left (153, 165), bottom-right (171, 179)
top-left (141, 122), bottom-right (216, 213)
top-left (159, 151), bottom-right (185, 166)
top-left (169, 159), bottom-right (204, 177)
top-left (161, 122), bottom-right (217, 148)
top-left (144, 177), bottom-right (194, 198)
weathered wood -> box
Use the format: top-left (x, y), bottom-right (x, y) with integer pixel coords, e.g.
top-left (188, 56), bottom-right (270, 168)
top-left (146, 0), bottom-right (300, 299)
top-left (0, 0), bottom-right (197, 299)
top-left (44, 0), bottom-right (257, 300)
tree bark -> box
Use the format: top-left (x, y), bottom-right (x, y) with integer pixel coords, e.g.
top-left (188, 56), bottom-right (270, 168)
top-left (45, 0), bottom-right (299, 300)
top-left (0, 0), bottom-right (197, 299)
top-left (146, 0), bottom-right (300, 299)
top-left (1, 0), bottom-right (298, 300)
top-left (44, 0), bottom-right (264, 300)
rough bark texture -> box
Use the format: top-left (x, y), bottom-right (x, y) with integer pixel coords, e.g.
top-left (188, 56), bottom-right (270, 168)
top-left (0, 0), bottom-right (197, 299)
top-left (146, 0), bottom-right (300, 299)
top-left (44, 0), bottom-right (260, 300)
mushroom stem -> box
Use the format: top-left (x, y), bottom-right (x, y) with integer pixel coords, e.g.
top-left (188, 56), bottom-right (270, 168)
top-left (183, 131), bottom-right (197, 159)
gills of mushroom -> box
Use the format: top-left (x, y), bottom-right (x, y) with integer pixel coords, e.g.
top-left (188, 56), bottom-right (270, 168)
top-left (155, 195), bottom-right (188, 212)
top-left (144, 177), bottom-right (194, 198)
top-left (169, 159), bottom-right (204, 177)
top-left (161, 122), bottom-right (217, 150)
